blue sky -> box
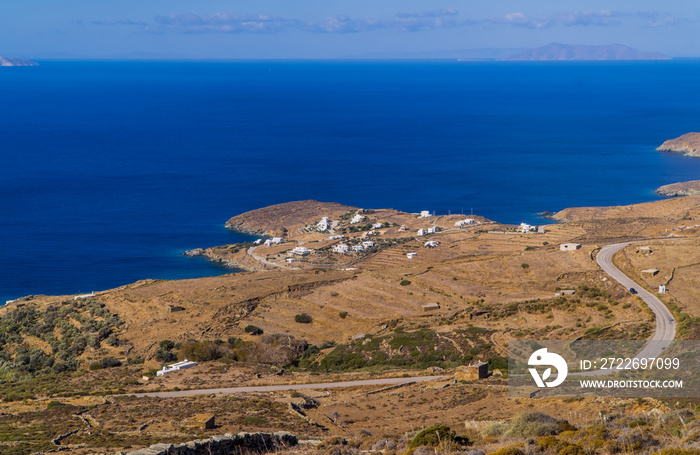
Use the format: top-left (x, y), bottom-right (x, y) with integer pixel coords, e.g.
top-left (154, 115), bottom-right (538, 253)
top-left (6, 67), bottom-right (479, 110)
top-left (2, 1), bottom-right (698, 59)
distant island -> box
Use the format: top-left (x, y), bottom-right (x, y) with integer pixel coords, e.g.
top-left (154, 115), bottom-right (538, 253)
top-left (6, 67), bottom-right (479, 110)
top-left (656, 180), bottom-right (700, 197)
top-left (499, 43), bottom-right (670, 61)
top-left (0, 56), bottom-right (38, 67)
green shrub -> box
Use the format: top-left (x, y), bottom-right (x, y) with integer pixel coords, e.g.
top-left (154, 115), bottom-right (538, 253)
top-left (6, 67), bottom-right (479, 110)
top-left (244, 325), bottom-right (263, 335)
top-left (521, 263), bottom-right (530, 269)
top-left (89, 362), bottom-right (103, 371)
top-left (100, 356), bottom-right (122, 368)
top-left (294, 313), bottom-right (313, 324)
top-left (400, 280), bottom-right (412, 286)
top-left (46, 400), bottom-right (66, 409)
top-left (339, 311), bottom-right (348, 319)
top-left (504, 411), bottom-right (560, 438)
top-left (409, 424), bottom-right (467, 448)
top-left (159, 339), bottom-right (175, 350)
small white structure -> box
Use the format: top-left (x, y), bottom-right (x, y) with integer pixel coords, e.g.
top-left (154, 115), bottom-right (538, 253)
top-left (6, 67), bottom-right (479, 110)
top-left (639, 246), bottom-right (652, 254)
top-left (157, 359), bottom-right (197, 376)
top-left (272, 237), bottom-right (283, 244)
top-left (317, 217), bottom-right (331, 231)
top-left (254, 239), bottom-right (263, 245)
top-left (560, 243), bottom-right (581, 251)
top-left (427, 226), bottom-right (438, 234)
top-left (362, 230), bottom-right (376, 239)
top-left (264, 239), bottom-right (273, 247)
top-left (420, 210), bottom-right (432, 218)
top-left (537, 226), bottom-right (545, 234)
top-left (362, 241), bottom-right (375, 248)
top-left (455, 218), bottom-right (474, 227)
top-left (641, 268), bottom-right (659, 276)
top-left (292, 246), bottom-right (310, 255)
top-left (351, 214), bottom-right (365, 224)
top-left (417, 229), bottom-right (427, 236)
top-left (659, 285), bottom-right (667, 294)
top-left (424, 240), bottom-right (440, 248)
top-left (352, 245), bottom-right (365, 252)
top-left (286, 258), bottom-right (297, 263)
top-left (406, 252), bottom-right (417, 259)
top-left (372, 222), bottom-right (383, 229)
top-left (328, 235), bottom-right (345, 240)
top-left (74, 292), bottom-right (95, 300)
top-left (333, 244), bottom-right (349, 253)
top-left (398, 225), bottom-right (407, 232)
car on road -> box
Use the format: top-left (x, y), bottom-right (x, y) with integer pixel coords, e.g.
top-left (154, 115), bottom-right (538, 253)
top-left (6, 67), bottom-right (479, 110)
top-left (629, 288), bottom-right (637, 294)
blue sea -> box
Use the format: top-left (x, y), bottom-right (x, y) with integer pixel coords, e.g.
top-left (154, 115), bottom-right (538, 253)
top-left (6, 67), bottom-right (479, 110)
top-left (3, 59), bottom-right (700, 303)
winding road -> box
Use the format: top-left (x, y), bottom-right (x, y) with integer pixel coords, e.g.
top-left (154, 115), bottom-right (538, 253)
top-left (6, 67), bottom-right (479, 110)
top-left (595, 242), bottom-right (676, 359)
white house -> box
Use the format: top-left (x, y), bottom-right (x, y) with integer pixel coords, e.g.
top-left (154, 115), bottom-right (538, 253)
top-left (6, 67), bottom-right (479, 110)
top-left (362, 241), bottom-right (374, 248)
top-left (455, 218), bottom-right (474, 227)
top-left (328, 235), bottom-right (345, 240)
top-left (417, 229), bottom-right (427, 236)
top-left (560, 243), bottom-right (582, 251)
top-left (333, 244), bottom-right (349, 253)
top-left (317, 217), bottom-right (331, 231)
top-left (264, 239), bottom-right (273, 247)
top-left (352, 245), bottom-right (365, 252)
top-left (427, 226), bottom-right (438, 234)
top-left (292, 246), bottom-right (310, 255)
top-left (156, 359), bottom-right (197, 376)
top-left (537, 226), bottom-right (545, 234)
top-left (286, 258), bottom-right (297, 263)
top-left (420, 210), bottom-right (432, 218)
top-left (372, 222), bottom-right (383, 229)
top-left (406, 252), bottom-right (417, 259)
top-left (424, 240), bottom-right (440, 248)
top-left (272, 237), bottom-right (284, 244)
top-left (254, 239), bottom-right (263, 245)
top-left (659, 285), bottom-right (667, 294)
top-left (520, 223), bottom-right (534, 233)
top-left (398, 225), bottom-right (407, 232)
top-left (351, 214), bottom-right (365, 224)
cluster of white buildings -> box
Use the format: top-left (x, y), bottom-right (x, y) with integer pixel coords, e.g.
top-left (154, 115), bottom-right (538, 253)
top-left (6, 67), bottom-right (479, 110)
top-left (262, 237), bottom-right (284, 247)
top-left (420, 210), bottom-right (432, 218)
top-left (455, 218), bottom-right (475, 227)
top-left (519, 223), bottom-right (546, 234)
top-left (328, 235), bottom-right (345, 240)
top-left (333, 241), bottom-right (375, 254)
top-left (417, 226), bottom-right (438, 236)
top-left (424, 240), bottom-right (440, 248)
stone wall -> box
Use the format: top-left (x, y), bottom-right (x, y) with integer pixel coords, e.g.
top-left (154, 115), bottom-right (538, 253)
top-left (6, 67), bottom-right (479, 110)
top-left (119, 431), bottom-right (297, 455)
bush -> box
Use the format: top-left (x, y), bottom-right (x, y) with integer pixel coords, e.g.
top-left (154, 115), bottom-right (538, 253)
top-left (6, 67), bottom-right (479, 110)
top-left (339, 311), bottom-right (348, 319)
top-left (521, 263), bottom-right (530, 269)
top-left (89, 362), bottom-right (103, 371)
top-left (100, 356), bottom-right (122, 368)
top-left (244, 325), bottom-right (264, 335)
top-left (503, 412), bottom-right (560, 438)
top-left (46, 400), bottom-right (66, 409)
top-left (295, 313), bottom-right (313, 324)
top-left (155, 347), bottom-right (177, 363)
top-left (409, 425), bottom-right (468, 448)
top-left (400, 280), bottom-right (412, 286)
top-left (159, 339), bottom-right (175, 350)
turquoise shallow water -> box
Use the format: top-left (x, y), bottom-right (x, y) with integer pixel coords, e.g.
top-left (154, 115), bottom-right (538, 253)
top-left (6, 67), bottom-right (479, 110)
top-left (2, 59), bottom-right (700, 302)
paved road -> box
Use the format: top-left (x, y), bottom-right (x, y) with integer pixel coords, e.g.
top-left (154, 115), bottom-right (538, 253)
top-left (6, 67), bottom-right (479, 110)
top-left (596, 242), bottom-right (676, 359)
top-left (247, 245), bottom-right (299, 270)
top-left (129, 376), bottom-right (449, 398)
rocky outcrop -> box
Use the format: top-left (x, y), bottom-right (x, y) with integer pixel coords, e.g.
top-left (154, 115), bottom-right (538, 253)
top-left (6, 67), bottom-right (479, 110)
top-left (657, 133), bottom-right (700, 157)
top-left (120, 432), bottom-right (297, 455)
top-left (0, 57), bottom-right (38, 66)
top-left (656, 180), bottom-right (700, 197)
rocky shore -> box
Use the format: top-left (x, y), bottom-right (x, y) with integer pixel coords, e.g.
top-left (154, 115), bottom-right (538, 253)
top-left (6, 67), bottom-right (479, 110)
top-left (657, 132), bottom-right (700, 157)
top-left (656, 180), bottom-right (700, 197)
top-left (121, 432), bottom-right (297, 455)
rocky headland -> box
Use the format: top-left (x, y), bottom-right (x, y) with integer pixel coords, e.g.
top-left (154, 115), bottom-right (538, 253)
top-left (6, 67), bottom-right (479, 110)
top-left (656, 180), bottom-right (700, 197)
top-left (0, 56), bottom-right (38, 66)
top-left (657, 132), bottom-right (700, 157)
